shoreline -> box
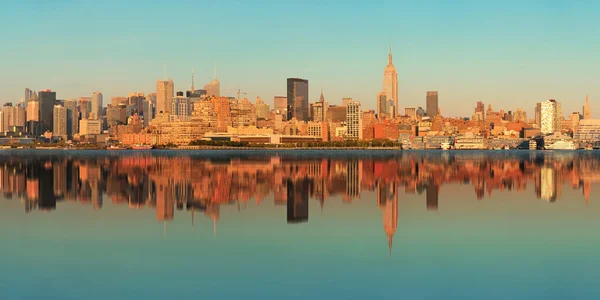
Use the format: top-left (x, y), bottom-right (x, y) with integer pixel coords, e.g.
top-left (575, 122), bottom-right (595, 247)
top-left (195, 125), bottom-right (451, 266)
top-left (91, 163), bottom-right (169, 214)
top-left (1, 147), bottom-right (596, 151)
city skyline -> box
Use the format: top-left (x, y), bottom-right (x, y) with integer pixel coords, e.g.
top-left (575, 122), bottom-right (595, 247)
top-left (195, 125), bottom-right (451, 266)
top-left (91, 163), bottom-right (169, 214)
top-left (1, 1), bottom-right (598, 118)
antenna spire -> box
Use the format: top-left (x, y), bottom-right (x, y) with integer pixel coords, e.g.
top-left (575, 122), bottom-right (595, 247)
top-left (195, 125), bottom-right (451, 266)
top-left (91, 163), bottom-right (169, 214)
top-left (213, 62), bottom-right (217, 81)
top-left (163, 64), bottom-right (166, 80)
top-left (191, 68), bottom-right (195, 92)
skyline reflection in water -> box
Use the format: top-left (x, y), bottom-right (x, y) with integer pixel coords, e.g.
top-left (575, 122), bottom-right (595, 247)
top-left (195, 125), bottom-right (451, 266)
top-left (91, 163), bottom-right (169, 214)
top-left (1, 151), bottom-right (599, 249)
top-left (2, 150), bottom-right (600, 299)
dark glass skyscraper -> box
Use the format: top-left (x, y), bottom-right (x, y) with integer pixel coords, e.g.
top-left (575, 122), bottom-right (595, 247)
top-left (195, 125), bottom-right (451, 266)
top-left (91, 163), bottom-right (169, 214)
top-left (39, 90), bottom-right (57, 134)
top-left (426, 91), bottom-right (439, 117)
top-left (287, 78), bottom-right (309, 122)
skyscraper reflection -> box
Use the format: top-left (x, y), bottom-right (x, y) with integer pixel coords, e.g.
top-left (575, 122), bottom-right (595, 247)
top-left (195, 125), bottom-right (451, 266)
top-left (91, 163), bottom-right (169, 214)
top-left (287, 178), bottom-right (309, 224)
top-left (0, 151), bottom-right (598, 238)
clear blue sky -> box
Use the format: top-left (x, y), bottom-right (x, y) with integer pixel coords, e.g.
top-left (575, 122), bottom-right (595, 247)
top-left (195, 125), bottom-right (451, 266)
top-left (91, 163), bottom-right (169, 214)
top-left (1, 0), bottom-right (598, 118)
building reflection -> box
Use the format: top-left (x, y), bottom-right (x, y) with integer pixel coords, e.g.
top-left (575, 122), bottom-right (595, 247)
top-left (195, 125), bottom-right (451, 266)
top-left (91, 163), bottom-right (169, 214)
top-left (1, 152), bottom-right (599, 252)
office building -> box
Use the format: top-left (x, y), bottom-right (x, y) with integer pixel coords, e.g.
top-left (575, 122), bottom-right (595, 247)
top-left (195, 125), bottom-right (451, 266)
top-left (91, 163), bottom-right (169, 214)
top-left (377, 92), bottom-right (388, 118)
top-left (382, 46), bottom-right (398, 117)
top-left (426, 91), bottom-right (439, 117)
top-left (535, 102), bottom-right (542, 127)
top-left (583, 95), bottom-right (591, 120)
top-left (204, 65), bottom-right (220, 97)
top-left (274, 96), bottom-right (287, 117)
top-left (541, 99), bottom-right (562, 134)
top-left (405, 107), bottom-right (416, 119)
top-left (170, 95), bottom-right (191, 121)
top-left (90, 92), bottom-right (103, 120)
top-left (128, 93), bottom-right (145, 115)
top-left (64, 99), bottom-right (78, 137)
top-left (255, 97), bottom-right (271, 119)
top-left (79, 119), bottom-right (102, 135)
top-left (346, 101), bottom-right (362, 140)
top-left (311, 101), bottom-right (327, 122)
top-left (513, 108), bottom-right (527, 123)
top-left (156, 79), bottom-right (174, 114)
top-left (416, 107), bottom-right (426, 118)
top-left (39, 90), bottom-right (56, 134)
top-left (0, 111), bottom-right (4, 133)
top-left (287, 78), bottom-right (309, 121)
top-left (143, 100), bottom-right (153, 127)
top-left (53, 105), bottom-right (68, 140)
top-left (342, 97), bottom-right (353, 106)
top-left (2, 103), bottom-right (12, 130)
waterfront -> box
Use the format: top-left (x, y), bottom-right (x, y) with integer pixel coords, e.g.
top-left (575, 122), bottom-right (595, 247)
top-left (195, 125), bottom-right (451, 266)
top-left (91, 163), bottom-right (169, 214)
top-left (2, 150), bottom-right (600, 299)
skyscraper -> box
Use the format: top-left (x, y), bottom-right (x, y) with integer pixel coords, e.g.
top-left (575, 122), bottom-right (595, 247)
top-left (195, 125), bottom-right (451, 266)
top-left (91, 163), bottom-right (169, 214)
top-left (382, 46), bottom-right (398, 117)
top-left (426, 91), bottom-right (439, 117)
top-left (583, 95), bottom-right (591, 120)
top-left (204, 64), bottom-right (220, 97)
top-left (541, 99), bottom-right (562, 134)
top-left (2, 103), bottom-right (12, 130)
top-left (39, 90), bottom-right (56, 134)
top-left (90, 92), bottom-right (103, 120)
top-left (346, 101), bottom-right (362, 140)
top-left (156, 79), bottom-right (174, 114)
top-left (287, 78), bottom-right (309, 121)
top-left (377, 92), bottom-right (388, 118)
top-left (143, 99), bottom-right (153, 128)
top-left (535, 102), bottom-right (542, 127)
top-left (64, 99), bottom-right (78, 137)
top-left (273, 96), bottom-right (287, 120)
top-left (53, 105), bottom-right (68, 140)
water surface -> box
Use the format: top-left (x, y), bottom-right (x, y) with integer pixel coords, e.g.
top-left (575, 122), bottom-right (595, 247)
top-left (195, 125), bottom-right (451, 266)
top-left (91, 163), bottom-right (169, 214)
top-left (1, 150), bottom-right (599, 299)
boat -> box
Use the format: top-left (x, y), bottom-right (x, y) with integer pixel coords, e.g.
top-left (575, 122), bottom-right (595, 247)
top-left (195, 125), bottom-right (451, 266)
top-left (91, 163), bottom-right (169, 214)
top-left (107, 145), bottom-right (126, 150)
top-left (131, 144), bottom-right (153, 150)
top-left (529, 140), bottom-right (537, 150)
top-left (584, 143), bottom-right (593, 151)
top-left (545, 140), bottom-right (576, 150)
top-left (441, 142), bottom-right (450, 150)
top-left (503, 145), bottom-right (510, 150)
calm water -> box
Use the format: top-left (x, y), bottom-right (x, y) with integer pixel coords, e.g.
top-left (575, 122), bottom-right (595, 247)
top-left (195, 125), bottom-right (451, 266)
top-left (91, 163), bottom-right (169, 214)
top-left (1, 150), bottom-right (600, 299)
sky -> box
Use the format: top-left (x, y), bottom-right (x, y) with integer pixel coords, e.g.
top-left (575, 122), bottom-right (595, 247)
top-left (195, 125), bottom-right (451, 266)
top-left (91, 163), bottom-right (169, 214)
top-left (0, 0), bottom-right (598, 118)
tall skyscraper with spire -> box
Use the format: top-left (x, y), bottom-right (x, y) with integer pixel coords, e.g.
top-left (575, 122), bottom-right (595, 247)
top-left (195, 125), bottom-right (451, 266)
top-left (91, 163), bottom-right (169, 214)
top-left (583, 95), bottom-right (591, 120)
top-left (382, 46), bottom-right (398, 118)
top-left (204, 63), bottom-right (220, 97)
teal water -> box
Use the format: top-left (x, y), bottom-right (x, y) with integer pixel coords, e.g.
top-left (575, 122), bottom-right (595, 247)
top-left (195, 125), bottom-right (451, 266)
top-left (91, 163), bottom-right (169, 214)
top-left (1, 150), bottom-right (599, 299)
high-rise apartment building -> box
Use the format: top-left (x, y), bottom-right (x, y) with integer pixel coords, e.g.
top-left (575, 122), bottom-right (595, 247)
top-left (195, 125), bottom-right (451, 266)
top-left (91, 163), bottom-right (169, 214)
top-left (346, 101), bottom-right (362, 140)
top-left (287, 78), bottom-right (309, 122)
top-left (377, 92), bottom-right (388, 118)
top-left (426, 91), bottom-right (439, 117)
top-left (156, 79), bottom-right (174, 114)
top-left (382, 47), bottom-right (398, 117)
top-left (39, 90), bottom-right (56, 134)
top-left (53, 105), bottom-right (68, 139)
top-left (0, 111), bottom-right (4, 133)
top-left (541, 99), bottom-right (562, 134)
top-left (90, 92), bottom-right (103, 120)
top-left (583, 95), bottom-right (591, 120)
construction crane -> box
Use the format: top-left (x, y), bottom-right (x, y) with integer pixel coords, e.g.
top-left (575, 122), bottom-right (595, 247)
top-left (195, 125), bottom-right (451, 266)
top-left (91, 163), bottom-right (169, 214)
top-left (227, 88), bottom-right (247, 100)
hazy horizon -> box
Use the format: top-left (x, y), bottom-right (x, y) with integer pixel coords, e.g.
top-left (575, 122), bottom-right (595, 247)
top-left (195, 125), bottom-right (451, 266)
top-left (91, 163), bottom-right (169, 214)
top-left (1, 0), bottom-right (598, 118)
